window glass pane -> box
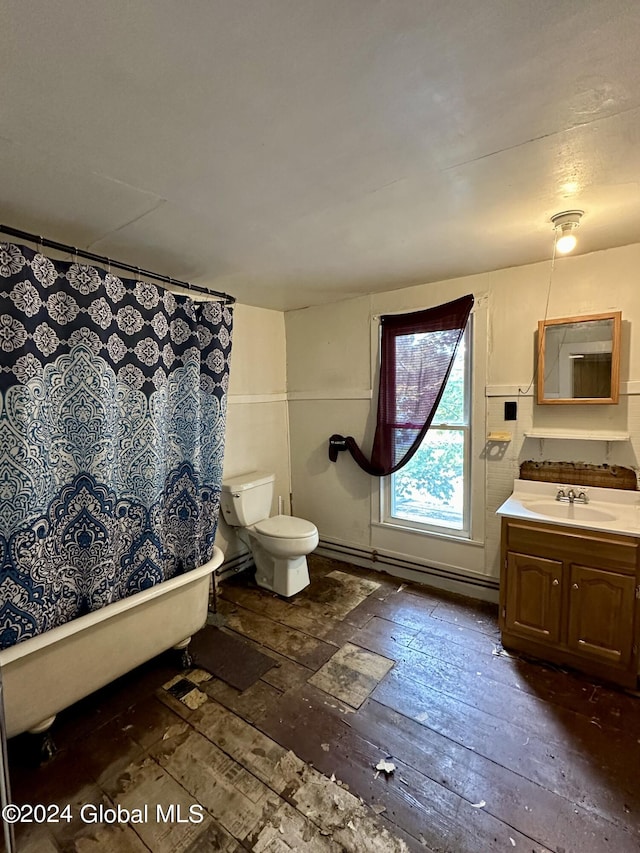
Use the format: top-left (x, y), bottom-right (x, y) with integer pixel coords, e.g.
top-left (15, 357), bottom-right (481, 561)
top-left (432, 337), bottom-right (466, 425)
top-left (394, 329), bottom-right (462, 426)
top-left (393, 426), bottom-right (418, 461)
top-left (391, 428), bottom-right (465, 529)
top-left (386, 322), bottom-right (470, 536)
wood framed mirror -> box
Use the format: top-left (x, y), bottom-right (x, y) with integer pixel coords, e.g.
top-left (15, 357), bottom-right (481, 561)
top-left (537, 311), bottom-right (621, 405)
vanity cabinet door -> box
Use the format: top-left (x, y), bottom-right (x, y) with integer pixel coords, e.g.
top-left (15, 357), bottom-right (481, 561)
top-left (505, 552), bottom-right (562, 643)
top-left (567, 565), bottom-right (636, 667)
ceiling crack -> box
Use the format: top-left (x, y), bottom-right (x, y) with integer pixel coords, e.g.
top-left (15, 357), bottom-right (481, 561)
top-left (84, 198), bottom-right (167, 251)
top-left (443, 102), bottom-right (640, 171)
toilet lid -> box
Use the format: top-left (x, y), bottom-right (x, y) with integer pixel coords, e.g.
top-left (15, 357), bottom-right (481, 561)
top-left (253, 515), bottom-right (317, 539)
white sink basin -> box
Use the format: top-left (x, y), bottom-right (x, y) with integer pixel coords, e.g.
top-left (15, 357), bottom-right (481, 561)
top-left (497, 480), bottom-right (640, 535)
top-left (520, 499), bottom-right (618, 523)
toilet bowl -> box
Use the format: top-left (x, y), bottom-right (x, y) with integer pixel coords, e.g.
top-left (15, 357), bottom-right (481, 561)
top-left (220, 472), bottom-right (318, 597)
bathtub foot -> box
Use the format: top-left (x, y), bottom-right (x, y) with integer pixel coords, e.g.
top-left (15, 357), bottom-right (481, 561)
top-left (173, 637), bottom-right (193, 670)
top-left (26, 716), bottom-right (58, 764)
top-left (39, 732), bottom-right (57, 764)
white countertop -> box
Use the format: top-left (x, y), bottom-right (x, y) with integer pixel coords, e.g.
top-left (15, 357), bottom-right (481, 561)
top-left (496, 479), bottom-right (640, 537)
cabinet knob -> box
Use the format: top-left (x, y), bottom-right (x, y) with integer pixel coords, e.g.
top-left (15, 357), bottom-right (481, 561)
top-left (552, 579), bottom-right (559, 586)
top-left (572, 583), bottom-right (579, 590)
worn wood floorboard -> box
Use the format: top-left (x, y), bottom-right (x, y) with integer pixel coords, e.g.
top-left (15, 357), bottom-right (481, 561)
top-left (308, 642), bottom-right (394, 709)
top-left (410, 609), bottom-right (501, 655)
top-left (372, 668), bottom-right (639, 831)
top-left (254, 684), bottom-right (437, 850)
top-left (349, 699), bottom-right (639, 853)
top-left (221, 582), bottom-right (360, 648)
top-left (105, 753), bottom-right (240, 852)
top-left (188, 694), bottom-right (423, 853)
top-left (428, 595), bottom-right (500, 636)
top-left (290, 570), bottom-right (385, 623)
top-left (365, 636), bottom-right (640, 764)
top-left (202, 675), bottom-right (285, 726)
top-left (217, 599), bottom-right (337, 669)
top-left (5, 556), bottom-right (639, 853)
top-left (256, 683), bottom-right (553, 853)
top-left (359, 606), bottom-right (639, 735)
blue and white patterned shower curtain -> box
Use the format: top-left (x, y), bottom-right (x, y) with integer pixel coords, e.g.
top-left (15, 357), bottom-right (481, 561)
top-left (0, 242), bottom-right (232, 649)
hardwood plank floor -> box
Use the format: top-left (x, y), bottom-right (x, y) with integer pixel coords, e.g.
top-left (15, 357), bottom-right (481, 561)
top-left (4, 555), bottom-right (639, 852)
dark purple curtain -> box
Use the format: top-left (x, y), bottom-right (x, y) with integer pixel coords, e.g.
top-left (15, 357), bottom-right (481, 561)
top-left (329, 294), bottom-right (473, 476)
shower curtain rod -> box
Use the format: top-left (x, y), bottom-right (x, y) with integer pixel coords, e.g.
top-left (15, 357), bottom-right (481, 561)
top-left (0, 224), bottom-right (235, 305)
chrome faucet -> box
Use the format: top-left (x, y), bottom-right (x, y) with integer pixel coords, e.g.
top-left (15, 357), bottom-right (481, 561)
top-left (556, 486), bottom-right (589, 504)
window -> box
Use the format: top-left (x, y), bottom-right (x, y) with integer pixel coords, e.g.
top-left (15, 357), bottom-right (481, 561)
top-left (384, 323), bottom-right (471, 536)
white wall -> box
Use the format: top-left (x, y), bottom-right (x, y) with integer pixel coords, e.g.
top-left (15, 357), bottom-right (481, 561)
top-left (215, 303), bottom-right (290, 567)
top-left (286, 242), bottom-right (640, 595)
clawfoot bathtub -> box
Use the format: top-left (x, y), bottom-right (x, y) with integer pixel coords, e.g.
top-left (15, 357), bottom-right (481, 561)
top-left (0, 547), bottom-right (223, 739)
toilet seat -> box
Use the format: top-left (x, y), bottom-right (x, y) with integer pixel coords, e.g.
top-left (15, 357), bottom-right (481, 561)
top-left (253, 514), bottom-right (317, 539)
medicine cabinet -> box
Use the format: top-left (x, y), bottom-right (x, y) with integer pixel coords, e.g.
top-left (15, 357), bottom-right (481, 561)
top-left (537, 311), bottom-right (621, 405)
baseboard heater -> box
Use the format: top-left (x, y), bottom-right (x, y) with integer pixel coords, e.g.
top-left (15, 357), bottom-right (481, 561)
top-left (316, 537), bottom-right (499, 594)
top-left (217, 551), bottom-right (254, 582)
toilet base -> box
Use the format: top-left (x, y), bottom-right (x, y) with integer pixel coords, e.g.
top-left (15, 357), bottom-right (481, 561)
top-left (254, 550), bottom-right (310, 597)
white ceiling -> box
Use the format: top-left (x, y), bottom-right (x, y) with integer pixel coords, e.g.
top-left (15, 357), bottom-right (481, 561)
top-left (1, 1), bottom-right (639, 311)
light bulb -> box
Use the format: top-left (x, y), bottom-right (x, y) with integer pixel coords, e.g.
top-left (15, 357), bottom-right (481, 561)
top-left (556, 232), bottom-right (577, 254)
top-left (551, 210), bottom-right (583, 254)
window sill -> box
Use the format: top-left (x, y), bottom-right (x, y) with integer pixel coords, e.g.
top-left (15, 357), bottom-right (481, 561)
top-left (372, 520), bottom-right (484, 547)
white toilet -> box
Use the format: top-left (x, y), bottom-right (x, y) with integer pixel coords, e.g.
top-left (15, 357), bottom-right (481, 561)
top-left (220, 471), bottom-right (318, 597)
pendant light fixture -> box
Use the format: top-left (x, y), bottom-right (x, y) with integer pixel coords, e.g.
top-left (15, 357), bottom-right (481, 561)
top-left (551, 210), bottom-right (583, 254)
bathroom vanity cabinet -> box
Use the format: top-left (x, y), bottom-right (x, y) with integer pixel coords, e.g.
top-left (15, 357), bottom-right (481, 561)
top-left (500, 517), bottom-right (640, 688)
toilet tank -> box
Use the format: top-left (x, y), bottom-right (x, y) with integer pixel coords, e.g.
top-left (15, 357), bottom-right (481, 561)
top-left (220, 471), bottom-right (275, 527)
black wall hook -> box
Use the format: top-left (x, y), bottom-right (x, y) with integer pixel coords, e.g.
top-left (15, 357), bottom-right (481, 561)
top-left (328, 434), bottom-right (348, 462)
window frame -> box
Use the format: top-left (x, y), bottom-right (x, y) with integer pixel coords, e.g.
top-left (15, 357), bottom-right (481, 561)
top-left (370, 295), bottom-right (487, 580)
top-left (383, 321), bottom-right (473, 538)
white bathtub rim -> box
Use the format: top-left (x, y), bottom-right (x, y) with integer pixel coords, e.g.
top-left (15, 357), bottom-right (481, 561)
top-left (0, 546), bottom-right (223, 665)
